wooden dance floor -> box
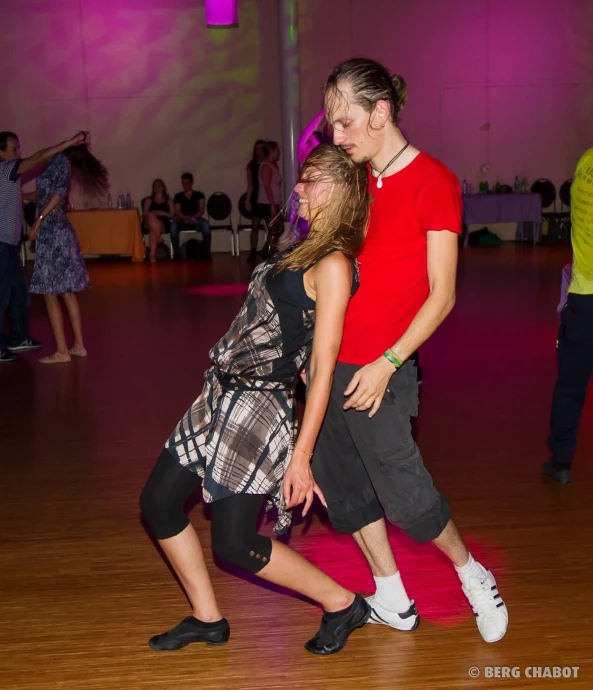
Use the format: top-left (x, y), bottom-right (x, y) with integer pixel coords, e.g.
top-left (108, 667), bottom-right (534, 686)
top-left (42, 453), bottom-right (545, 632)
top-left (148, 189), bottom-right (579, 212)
top-left (2, 245), bottom-right (592, 689)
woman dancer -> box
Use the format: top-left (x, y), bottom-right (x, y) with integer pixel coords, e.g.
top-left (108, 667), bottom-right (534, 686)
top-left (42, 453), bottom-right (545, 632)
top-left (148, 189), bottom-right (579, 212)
top-left (140, 144), bottom-right (370, 655)
top-left (258, 141), bottom-right (284, 257)
top-left (29, 133), bottom-right (108, 364)
top-left (245, 139), bottom-right (266, 262)
top-left (142, 179), bottom-right (175, 263)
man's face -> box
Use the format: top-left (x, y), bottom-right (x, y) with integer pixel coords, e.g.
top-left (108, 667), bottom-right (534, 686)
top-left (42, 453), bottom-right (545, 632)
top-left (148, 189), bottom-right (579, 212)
top-left (325, 82), bottom-right (380, 164)
top-left (182, 177), bottom-right (193, 192)
top-left (0, 137), bottom-right (21, 161)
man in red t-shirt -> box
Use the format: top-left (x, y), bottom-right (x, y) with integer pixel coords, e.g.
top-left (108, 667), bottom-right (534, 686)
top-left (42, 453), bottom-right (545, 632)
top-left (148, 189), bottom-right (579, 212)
top-left (310, 58), bottom-right (508, 644)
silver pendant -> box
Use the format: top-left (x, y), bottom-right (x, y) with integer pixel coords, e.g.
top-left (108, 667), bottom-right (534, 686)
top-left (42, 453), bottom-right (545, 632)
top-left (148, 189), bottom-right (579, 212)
top-left (377, 176), bottom-right (383, 189)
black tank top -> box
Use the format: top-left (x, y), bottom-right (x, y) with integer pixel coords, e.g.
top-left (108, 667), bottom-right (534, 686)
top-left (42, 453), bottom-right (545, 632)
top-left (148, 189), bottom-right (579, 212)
top-left (210, 248), bottom-right (358, 384)
top-left (148, 197), bottom-right (170, 213)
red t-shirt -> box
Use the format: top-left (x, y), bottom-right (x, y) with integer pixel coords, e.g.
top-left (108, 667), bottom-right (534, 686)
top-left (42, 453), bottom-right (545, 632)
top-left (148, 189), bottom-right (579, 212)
top-left (338, 152), bottom-right (462, 365)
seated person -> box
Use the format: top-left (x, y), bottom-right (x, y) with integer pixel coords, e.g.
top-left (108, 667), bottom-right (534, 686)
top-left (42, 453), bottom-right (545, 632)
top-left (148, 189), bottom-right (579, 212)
top-left (142, 179), bottom-right (175, 263)
top-left (172, 173), bottom-right (211, 260)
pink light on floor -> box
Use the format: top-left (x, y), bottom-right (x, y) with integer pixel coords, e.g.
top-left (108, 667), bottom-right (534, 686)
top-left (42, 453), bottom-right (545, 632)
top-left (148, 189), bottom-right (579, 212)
top-left (300, 524), bottom-right (508, 628)
top-left (205, 0), bottom-right (238, 27)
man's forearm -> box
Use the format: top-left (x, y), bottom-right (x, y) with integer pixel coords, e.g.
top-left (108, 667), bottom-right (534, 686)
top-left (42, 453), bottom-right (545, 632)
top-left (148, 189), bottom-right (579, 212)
top-left (18, 140), bottom-right (69, 176)
top-left (390, 290), bottom-right (455, 361)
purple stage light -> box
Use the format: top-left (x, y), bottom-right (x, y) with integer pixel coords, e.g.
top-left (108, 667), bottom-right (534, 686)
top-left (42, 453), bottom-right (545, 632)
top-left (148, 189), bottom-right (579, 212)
top-left (205, 0), bottom-right (238, 27)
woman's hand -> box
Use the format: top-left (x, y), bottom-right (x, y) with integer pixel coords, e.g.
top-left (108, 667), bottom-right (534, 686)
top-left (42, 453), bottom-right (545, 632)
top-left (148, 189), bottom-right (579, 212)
top-left (282, 451), bottom-right (326, 516)
top-left (245, 199), bottom-right (252, 213)
top-left (29, 216), bottom-right (43, 241)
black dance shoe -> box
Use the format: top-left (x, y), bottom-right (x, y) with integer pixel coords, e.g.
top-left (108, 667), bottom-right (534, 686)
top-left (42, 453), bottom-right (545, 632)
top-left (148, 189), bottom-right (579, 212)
top-left (149, 616), bottom-right (230, 651)
top-left (542, 459), bottom-right (572, 484)
top-left (304, 594), bottom-right (371, 655)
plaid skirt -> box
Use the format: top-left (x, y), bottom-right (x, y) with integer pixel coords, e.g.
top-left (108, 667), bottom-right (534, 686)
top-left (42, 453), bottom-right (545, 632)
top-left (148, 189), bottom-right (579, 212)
top-left (165, 367), bottom-right (297, 534)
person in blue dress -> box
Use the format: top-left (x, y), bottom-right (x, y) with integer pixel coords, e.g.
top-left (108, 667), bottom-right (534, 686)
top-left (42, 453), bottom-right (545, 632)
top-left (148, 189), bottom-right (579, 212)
top-left (29, 133), bottom-right (108, 364)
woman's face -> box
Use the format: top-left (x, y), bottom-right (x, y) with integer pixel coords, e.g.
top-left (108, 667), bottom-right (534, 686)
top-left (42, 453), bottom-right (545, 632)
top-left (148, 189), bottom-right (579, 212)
top-left (293, 171), bottom-right (333, 221)
top-left (153, 181), bottom-right (164, 196)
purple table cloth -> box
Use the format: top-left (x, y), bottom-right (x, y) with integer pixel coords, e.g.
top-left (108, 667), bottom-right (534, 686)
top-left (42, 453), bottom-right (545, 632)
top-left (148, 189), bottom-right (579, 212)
top-left (463, 193), bottom-right (542, 224)
top-left (462, 193), bottom-right (542, 243)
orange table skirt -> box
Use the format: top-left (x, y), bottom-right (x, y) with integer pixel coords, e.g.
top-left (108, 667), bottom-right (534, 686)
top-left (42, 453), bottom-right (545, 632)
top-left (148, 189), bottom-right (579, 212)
top-left (67, 209), bottom-right (145, 262)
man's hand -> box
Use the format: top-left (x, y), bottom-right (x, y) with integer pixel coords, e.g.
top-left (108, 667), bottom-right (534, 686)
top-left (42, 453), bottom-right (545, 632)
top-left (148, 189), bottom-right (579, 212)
top-left (343, 356), bottom-right (395, 418)
top-left (283, 454), bottom-right (326, 516)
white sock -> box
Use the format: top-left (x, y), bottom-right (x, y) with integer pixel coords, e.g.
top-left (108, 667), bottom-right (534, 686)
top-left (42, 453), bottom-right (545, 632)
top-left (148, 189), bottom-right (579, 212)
top-left (374, 571), bottom-right (412, 613)
top-left (455, 553), bottom-right (486, 585)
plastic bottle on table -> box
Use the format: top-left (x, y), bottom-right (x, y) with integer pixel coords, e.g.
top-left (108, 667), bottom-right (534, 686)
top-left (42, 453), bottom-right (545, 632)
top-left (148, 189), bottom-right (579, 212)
top-left (462, 179), bottom-right (468, 195)
top-left (513, 176), bottom-right (519, 193)
top-left (107, 193), bottom-right (113, 209)
top-left (126, 193), bottom-right (131, 209)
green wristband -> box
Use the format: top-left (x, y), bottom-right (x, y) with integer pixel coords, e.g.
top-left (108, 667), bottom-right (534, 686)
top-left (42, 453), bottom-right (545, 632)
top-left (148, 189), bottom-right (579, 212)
top-left (383, 349), bottom-right (403, 369)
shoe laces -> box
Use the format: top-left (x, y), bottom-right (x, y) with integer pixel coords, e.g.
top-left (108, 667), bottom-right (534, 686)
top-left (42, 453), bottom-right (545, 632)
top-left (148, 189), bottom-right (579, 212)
top-left (466, 577), bottom-right (501, 618)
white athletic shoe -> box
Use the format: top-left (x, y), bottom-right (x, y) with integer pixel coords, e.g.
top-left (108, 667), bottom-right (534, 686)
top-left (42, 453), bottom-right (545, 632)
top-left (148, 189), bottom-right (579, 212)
top-left (365, 596), bottom-right (420, 631)
top-left (462, 567), bottom-right (508, 643)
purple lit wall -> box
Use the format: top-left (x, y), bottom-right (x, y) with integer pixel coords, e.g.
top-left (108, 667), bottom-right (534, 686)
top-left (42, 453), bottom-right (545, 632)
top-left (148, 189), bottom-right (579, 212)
top-left (0, 0), bottom-right (281, 227)
top-left (299, 0), bottom-right (593, 189)
top-left (1, 0), bottom-right (591, 211)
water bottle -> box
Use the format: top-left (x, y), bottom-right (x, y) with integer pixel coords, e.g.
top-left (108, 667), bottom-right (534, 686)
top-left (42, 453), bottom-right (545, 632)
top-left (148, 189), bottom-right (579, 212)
top-left (513, 176), bottom-right (519, 194)
top-left (107, 193), bottom-right (113, 209)
top-left (117, 194), bottom-right (123, 209)
top-left (462, 179), bottom-right (468, 195)
top-left (126, 193), bottom-right (131, 209)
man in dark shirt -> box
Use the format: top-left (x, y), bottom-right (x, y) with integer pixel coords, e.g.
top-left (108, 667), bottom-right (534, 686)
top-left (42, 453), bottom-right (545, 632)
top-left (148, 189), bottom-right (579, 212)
top-left (172, 173), bottom-right (211, 260)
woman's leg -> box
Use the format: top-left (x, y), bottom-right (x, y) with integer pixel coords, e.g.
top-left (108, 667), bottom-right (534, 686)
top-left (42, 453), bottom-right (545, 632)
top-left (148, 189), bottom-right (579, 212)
top-left (140, 449), bottom-right (223, 625)
top-left (39, 294), bottom-right (71, 364)
top-left (261, 216), bottom-right (273, 257)
top-left (211, 494), bottom-right (352, 612)
top-left (62, 292), bottom-right (86, 356)
top-left (211, 494), bottom-right (369, 653)
top-left (249, 216), bottom-right (261, 255)
top-left (145, 213), bottom-right (163, 262)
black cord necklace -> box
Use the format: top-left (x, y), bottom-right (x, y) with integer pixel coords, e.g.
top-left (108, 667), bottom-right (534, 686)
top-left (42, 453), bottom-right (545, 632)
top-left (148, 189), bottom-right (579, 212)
top-left (371, 141), bottom-right (410, 188)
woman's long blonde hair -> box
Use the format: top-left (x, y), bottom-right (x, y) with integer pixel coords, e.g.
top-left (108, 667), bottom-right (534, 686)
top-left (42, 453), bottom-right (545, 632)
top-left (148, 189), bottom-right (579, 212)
top-left (277, 144), bottom-right (369, 271)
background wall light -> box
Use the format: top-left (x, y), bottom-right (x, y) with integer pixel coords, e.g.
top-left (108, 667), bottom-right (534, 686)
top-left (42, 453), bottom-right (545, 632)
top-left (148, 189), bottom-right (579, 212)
top-left (205, 0), bottom-right (238, 27)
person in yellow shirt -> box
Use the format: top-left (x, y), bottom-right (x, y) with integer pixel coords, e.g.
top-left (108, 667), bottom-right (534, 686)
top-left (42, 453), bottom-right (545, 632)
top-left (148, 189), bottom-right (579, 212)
top-left (544, 148), bottom-right (593, 483)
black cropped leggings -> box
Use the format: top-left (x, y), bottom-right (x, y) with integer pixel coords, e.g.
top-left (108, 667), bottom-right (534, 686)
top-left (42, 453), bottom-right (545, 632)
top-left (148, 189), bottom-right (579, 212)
top-left (140, 449), bottom-right (273, 574)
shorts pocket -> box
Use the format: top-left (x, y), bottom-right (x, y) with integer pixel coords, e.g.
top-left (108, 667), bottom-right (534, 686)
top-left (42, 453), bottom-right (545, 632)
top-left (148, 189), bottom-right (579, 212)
top-left (383, 364), bottom-right (419, 417)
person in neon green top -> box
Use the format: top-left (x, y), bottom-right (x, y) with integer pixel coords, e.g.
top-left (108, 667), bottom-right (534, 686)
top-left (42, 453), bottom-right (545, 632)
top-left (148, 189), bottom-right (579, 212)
top-left (544, 148), bottom-right (593, 484)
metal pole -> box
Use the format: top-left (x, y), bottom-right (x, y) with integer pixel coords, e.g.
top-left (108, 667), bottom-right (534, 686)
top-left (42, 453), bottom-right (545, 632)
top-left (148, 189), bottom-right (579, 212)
top-left (278, 0), bottom-right (301, 197)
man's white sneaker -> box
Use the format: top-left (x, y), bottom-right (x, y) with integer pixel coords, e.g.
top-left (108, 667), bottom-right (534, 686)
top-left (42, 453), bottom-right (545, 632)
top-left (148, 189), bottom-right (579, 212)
top-left (462, 568), bottom-right (508, 643)
top-left (365, 596), bottom-right (420, 631)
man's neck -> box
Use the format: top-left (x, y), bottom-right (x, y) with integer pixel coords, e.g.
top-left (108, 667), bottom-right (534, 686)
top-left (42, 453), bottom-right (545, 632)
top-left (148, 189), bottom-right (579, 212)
top-left (370, 126), bottom-right (419, 178)
top-left (184, 189), bottom-right (193, 197)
